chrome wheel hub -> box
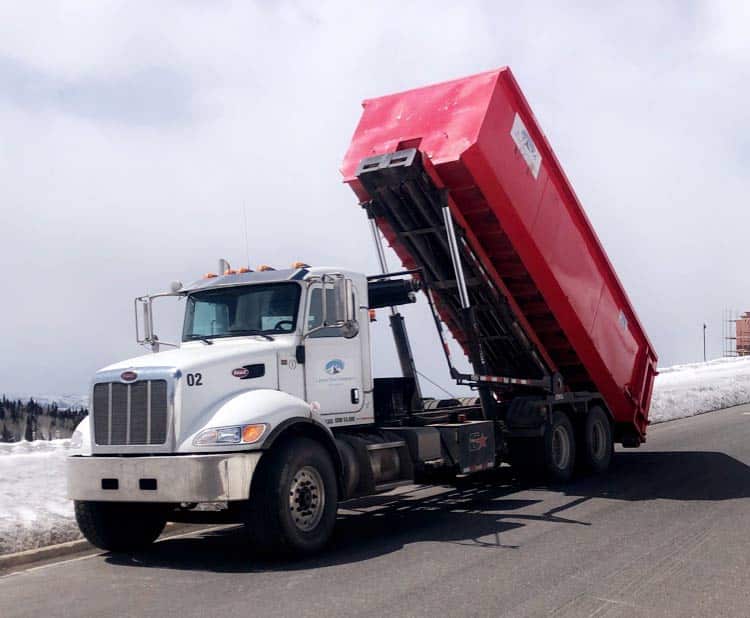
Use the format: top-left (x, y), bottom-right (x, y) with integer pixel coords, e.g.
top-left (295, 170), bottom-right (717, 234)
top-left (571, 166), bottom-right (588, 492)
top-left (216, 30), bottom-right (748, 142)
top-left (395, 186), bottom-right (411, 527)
top-left (288, 465), bottom-right (325, 532)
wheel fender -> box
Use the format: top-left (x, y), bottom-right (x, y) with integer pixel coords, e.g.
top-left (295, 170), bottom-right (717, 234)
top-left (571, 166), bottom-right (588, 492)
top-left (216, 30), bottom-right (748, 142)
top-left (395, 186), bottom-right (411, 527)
top-left (262, 416), bottom-right (345, 495)
top-left (179, 389), bottom-right (319, 451)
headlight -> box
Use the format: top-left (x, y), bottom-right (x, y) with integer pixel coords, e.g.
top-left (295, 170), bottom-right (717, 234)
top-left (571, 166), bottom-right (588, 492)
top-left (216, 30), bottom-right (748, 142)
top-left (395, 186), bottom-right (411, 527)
top-left (193, 423), bottom-right (267, 446)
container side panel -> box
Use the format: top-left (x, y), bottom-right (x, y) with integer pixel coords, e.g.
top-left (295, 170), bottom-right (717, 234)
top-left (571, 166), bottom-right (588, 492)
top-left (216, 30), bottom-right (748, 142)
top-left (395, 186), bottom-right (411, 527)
top-left (591, 286), bottom-right (641, 388)
top-left (342, 67), bottom-right (657, 438)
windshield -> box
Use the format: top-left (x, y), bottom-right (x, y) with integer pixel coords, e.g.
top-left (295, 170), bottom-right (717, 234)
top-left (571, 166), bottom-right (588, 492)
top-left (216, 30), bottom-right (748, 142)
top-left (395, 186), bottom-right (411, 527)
top-left (182, 283), bottom-right (301, 341)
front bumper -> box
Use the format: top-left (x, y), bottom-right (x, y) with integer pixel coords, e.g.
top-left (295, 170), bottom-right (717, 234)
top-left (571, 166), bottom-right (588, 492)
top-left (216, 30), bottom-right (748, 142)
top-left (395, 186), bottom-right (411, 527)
top-left (66, 452), bottom-right (263, 503)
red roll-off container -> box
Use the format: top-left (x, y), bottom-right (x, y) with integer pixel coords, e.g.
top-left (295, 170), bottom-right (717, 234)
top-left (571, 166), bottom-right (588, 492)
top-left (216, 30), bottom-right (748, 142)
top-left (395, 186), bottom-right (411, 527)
top-left (342, 67), bottom-right (657, 441)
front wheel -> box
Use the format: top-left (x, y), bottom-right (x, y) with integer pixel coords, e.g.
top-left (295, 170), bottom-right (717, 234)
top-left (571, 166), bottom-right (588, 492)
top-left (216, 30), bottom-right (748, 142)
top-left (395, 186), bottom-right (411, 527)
top-left (74, 501), bottom-right (167, 552)
top-left (242, 437), bottom-right (338, 555)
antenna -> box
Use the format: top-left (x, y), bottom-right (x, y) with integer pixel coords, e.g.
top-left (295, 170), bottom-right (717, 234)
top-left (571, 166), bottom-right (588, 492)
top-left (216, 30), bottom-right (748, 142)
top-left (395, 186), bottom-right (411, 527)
top-left (242, 203), bottom-right (250, 269)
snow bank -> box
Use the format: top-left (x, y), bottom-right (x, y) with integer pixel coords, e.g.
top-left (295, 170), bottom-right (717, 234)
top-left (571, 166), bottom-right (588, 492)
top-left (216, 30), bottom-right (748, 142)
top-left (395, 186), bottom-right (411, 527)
top-left (0, 440), bottom-right (80, 555)
top-left (649, 356), bottom-right (750, 423)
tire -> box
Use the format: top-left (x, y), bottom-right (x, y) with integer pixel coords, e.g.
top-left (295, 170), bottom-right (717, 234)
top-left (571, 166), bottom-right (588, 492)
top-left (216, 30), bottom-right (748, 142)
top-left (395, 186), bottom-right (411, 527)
top-left (543, 410), bottom-right (576, 483)
top-left (581, 406), bottom-right (613, 474)
top-left (74, 501), bottom-right (167, 552)
top-left (242, 437), bottom-right (338, 555)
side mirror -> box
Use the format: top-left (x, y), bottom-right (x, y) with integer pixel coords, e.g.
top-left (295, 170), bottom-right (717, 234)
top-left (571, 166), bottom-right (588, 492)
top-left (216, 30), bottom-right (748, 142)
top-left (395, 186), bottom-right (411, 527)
top-left (341, 279), bottom-right (358, 338)
top-left (135, 296), bottom-right (158, 352)
top-left (330, 277), bottom-right (347, 325)
top-left (304, 276), bottom-right (359, 339)
top-left (329, 277), bottom-right (357, 323)
top-left (344, 279), bottom-right (356, 323)
top-left (134, 292), bottom-right (181, 352)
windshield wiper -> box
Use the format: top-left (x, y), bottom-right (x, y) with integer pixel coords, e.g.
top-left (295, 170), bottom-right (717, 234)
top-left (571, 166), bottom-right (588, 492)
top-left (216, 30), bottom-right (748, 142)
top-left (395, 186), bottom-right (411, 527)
top-left (228, 329), bottom-right (275, 341)
top-left (186, 336), bottom-right (213, 345)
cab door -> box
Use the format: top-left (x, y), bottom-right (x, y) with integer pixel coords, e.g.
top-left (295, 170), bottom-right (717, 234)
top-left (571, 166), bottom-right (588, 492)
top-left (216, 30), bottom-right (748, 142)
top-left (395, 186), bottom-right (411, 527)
top-left (303, 284), bottom-right (364, 421)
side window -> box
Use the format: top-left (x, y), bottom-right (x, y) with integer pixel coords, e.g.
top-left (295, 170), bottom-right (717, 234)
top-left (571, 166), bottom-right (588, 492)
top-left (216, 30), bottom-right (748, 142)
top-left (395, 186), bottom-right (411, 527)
top-left (307, 288), bottom-right (324, 331)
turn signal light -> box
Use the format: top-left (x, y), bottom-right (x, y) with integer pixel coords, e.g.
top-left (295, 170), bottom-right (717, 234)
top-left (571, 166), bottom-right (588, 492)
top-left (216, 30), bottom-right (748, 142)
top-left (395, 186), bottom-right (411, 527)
top-left (291, 261), bottom-right (310, 268)
top-left (203, 273), bottom-right (218, 279)
top-left (257, 265), bottom-right (275, 272)
top-left (242, 424), bottom-right (267, 444)
top-left (369, 309), bottom-right (377, 322)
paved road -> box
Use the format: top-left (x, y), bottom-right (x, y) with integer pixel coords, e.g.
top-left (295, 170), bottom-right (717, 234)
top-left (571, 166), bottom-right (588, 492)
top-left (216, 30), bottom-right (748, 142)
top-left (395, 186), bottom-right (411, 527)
top-left (3, 405), bottom-right (750, 617)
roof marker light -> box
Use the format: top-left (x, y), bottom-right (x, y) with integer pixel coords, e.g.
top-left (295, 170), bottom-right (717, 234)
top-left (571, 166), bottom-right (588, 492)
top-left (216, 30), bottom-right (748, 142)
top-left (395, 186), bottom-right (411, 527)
top-left (203, 273), bottom-right (218, 279)
top-left (257, 265), bottom-right (276, 272)
top-left (238, 267), bottom-right (252, 273)
top-left (291, 261), bottom-right (310, 268)
top-left (224, 269), bottom-right (238, 275)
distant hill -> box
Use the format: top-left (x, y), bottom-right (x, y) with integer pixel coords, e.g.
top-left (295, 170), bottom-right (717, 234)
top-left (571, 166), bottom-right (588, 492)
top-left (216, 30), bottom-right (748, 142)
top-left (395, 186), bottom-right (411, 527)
top-left (3, 393), bottom-right (88, 411)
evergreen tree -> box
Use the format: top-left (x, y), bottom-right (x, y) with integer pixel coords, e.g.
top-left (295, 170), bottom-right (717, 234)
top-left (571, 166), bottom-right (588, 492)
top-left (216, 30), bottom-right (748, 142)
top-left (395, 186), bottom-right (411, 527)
top-left (1, 423), bottom-right (11, 442)
top-left (24, 414), bottom-right (33, 442)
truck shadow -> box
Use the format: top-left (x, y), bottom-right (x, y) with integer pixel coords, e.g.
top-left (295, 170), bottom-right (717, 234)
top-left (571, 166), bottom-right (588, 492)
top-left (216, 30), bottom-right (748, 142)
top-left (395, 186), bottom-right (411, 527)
top-left (104, 450), bottom-right (750, 573)
top-left (104, 472), bottom-right (552, 573)
top-left (562, 450), bottom-right (750, 502)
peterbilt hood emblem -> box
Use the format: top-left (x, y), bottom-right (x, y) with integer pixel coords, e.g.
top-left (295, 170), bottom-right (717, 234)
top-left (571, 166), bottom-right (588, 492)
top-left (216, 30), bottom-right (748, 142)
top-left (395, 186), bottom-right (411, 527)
top-left (120, 370), bottom-right (138, 382)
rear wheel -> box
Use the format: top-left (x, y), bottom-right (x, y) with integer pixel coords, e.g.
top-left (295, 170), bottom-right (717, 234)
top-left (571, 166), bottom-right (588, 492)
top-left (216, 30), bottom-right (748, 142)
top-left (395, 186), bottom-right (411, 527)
top-left (242, 437), bottom-right (338, 555)
top-left (74, 501), bottom-right (167, 552)
top-left (543, 410), bottom-right (576, 482)
top-left (581, 406), bottom-right (613, 473)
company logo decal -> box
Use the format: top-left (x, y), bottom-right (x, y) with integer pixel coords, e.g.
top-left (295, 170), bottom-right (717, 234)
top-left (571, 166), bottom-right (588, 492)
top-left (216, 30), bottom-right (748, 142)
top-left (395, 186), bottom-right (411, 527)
top-left (325, 359), bottom-right (345, 375)
top-left (469, 431), bottom-right (488, 451)
top-left (120, 370), bottom-right (138, 382)
top-left (232, 367), bottom-right (250, 379)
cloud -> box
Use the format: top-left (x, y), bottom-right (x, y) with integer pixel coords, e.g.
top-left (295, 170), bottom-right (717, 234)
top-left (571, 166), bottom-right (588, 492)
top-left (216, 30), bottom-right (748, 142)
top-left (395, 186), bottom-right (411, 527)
top-left (0, 56), bottom-right (192, 126)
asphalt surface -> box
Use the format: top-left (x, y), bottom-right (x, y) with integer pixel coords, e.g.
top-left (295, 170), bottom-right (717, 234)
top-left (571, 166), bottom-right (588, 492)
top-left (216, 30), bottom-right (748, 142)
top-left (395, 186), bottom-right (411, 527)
top-left (3, 404), bottom-right (750, 617)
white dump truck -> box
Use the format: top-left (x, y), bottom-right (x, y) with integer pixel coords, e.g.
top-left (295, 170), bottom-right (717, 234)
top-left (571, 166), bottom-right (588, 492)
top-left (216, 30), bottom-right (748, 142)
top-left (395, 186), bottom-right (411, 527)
top-left (66, 68), bottom-right (656, 555)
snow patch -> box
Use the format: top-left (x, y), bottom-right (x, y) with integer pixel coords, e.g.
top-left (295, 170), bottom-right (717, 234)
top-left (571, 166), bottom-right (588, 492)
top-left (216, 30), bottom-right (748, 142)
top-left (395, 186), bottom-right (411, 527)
top-left (650, 356), bottom-right (750, 423)
top-left (0, 439), bottom-right (81, 555)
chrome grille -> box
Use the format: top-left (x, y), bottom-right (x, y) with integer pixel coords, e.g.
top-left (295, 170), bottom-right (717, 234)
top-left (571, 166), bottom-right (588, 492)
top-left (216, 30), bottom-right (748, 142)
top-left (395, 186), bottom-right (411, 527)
top-left (92, 380), bottom-right (168, 445)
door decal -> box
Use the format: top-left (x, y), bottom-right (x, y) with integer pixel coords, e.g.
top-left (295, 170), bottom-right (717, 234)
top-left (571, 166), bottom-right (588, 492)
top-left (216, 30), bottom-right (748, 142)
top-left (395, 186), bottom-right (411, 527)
top-left (325, 359), bottom-right (345, 375)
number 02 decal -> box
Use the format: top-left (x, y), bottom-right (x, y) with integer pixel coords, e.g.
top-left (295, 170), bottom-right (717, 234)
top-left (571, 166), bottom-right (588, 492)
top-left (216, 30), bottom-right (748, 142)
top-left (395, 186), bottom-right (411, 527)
top-left (186, 373), bottom-right (203, 386)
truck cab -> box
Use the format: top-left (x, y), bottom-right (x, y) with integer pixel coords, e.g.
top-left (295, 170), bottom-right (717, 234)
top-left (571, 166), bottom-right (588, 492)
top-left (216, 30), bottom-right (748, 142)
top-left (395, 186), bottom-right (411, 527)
top-left (68, 265), bottom-right (391, 553)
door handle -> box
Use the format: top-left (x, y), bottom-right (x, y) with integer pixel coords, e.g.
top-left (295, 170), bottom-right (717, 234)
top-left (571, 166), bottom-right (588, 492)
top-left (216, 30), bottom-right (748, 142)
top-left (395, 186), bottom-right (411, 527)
top-left (350, 388), bottom-right (360, 404)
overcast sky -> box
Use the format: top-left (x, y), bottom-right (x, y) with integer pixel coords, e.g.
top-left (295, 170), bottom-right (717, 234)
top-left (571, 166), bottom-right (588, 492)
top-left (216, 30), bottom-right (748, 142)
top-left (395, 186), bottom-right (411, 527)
top-left (1, 1), bottom-right (749, 398)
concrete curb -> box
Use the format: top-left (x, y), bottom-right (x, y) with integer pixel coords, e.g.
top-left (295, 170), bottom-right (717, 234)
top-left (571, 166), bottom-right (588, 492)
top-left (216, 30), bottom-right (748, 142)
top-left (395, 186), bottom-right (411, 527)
top-left (0, 523), bottom-right (220, 573)
top-left (0, 538), bottom-right (94, 571)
